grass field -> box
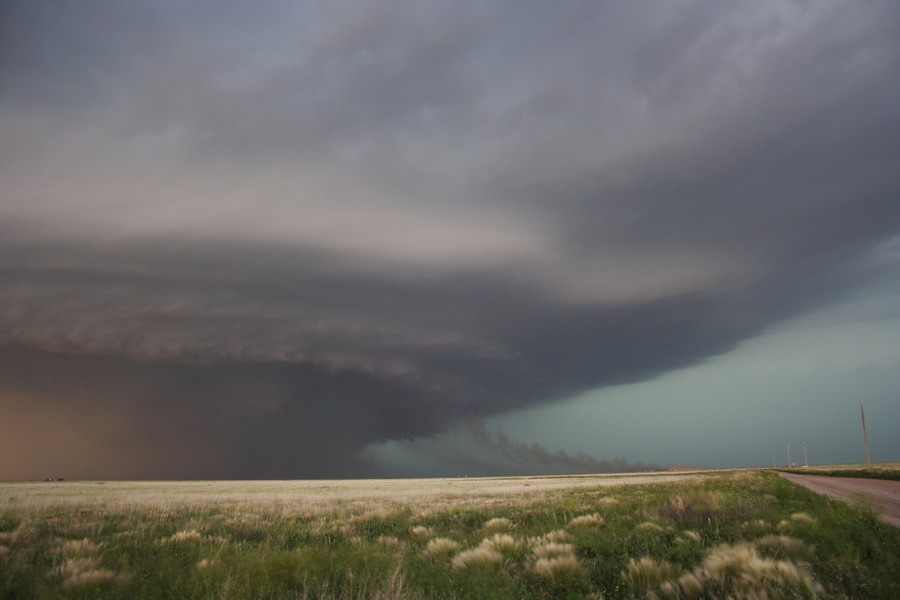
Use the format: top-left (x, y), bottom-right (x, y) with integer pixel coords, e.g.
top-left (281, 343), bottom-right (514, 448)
top-left (779, 462), bottom-right (900, 482)
top-left (1, 469), bottom-right (898, 599)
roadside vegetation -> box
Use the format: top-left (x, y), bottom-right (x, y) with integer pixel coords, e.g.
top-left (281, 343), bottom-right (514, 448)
top-left (1, 470), bottom-right (898, 599)
top-left (780, 462), bottom-right (900, 482)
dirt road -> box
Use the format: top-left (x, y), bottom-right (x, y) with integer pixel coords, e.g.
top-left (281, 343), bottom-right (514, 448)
top-left (779, 472), bottom-right (900, 528)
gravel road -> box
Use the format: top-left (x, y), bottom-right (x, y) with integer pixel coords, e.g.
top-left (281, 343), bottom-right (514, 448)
top-left (779, 472), bottom-right (900, 528)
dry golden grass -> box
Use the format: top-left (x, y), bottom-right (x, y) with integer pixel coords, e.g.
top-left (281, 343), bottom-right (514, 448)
top-left (0, 473), bottom-right (714, 520)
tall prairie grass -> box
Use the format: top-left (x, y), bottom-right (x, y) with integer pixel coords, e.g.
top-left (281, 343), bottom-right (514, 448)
top-left (1, 470), bottom-right (898, 598)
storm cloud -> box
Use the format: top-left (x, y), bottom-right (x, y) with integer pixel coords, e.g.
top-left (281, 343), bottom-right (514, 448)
top-left (1, 0), bottom-right (898, 478)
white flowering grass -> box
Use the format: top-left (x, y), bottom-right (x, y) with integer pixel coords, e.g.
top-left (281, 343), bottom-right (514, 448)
top-left (790, 512), bottom-right (816, 525)
top-left (701, 542), bottom-right (822, 594)
top-left (61, 538), bottom-right (102, 556)
top-left (50, 558), bottom-right (120, 589)
top-left (376, 535), bottom-right (401, 547)
top-left (158, 529), bottom-right (225, 545)
top-left (635, 521), bottom-right (666, 532)
top-left (409, 525), bottom-right (433, 538)
top-left (0, 469), bottom-right (892, 598)
top-left (530, 554), bottom-right (584, 579)
top-left (756, 534), bottom-right (806, 554)
top-left (531, 542), bottom-right (576, 559)
top-left (528, 529), bottom-right (573, 547)
top-left (528, 532), bottom-right (584, 580)
top-left (483, 517), bottom-right (512, 530)
top-left (423, 537), bottom-right (460, 559)
top-left (450, 547), bottom-right (504, 570)
top-left (567, 513), bottom-right (604, 528)
top-left (196, 558), bottom-right (216, 570)
top-left (479, 533), bottom-right (522, 554)
top-left (620, 537), bottom-right (824, 599)
top-left (621, 557), bottom-right (678, 593)
top-left (160, 529), bottom-right (203, 544)
top-left (674, 529), bottom-right (701, 545)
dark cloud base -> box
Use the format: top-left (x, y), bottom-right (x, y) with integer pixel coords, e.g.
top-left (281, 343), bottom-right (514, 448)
top-left (1, 1), bottom-right (899, 479)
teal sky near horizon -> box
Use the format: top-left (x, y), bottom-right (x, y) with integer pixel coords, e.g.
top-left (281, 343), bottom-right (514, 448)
top-left (363, 283), bottom-right (900, 475)
top-left (492, 295), bottom-right (900, 470)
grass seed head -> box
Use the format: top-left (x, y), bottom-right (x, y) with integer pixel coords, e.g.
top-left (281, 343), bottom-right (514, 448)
top-left (529, 554), bottom-right (584, 579)
top-left (790, 512), bottom-right (816, 525)
top-left (483, 517), bottom-right (512, 530)
top-left (61, 538), bottom-right (102, 556)
top-left (451, 547), bottom-right (504, 570)
top-left (62, 568), bottom-right (119, 588)
top-left (480, 533), bottom-right (521, 553)
top-left (376, 535), bottom-right (401, 547)
top-left (622, 557), bottom-right (679, 592)
top-left (160, 529), bottom-right (203, 544)
top-left (532, 542), bottom-right (576, 559)
top-left (699, 542), bottom-right (822, 596)
top-left (50, 557), bottom-right (121, 588)
top-left (528, 529), bottom-right (573, 547)
top-left (756, 535), bottom-right (805, 554)
top-left (675, 530), bottom-right (701, 545)
top-left (423, 537), bottom-right (460, 559)
top-left (568, 513), bottom-right (604, 528)
top-left (409, 525), bottom-right (433, 538)
top-left (636, 521), bottom-right (666, 532)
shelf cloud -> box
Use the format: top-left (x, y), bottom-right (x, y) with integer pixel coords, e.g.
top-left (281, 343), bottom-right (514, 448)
top-left (1, 0), bottom-right (898, 478)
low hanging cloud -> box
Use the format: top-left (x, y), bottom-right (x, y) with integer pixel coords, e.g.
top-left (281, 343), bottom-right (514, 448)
top-left (361, 422), bottom-right (661, 478)
top-left (1, 0), bottom-right (898, 478)
top-left (464, 423), bottom-right (661, 475)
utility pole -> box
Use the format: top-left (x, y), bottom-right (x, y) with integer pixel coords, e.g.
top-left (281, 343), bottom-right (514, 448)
top-left (787, 442), bottom-right (791, 468)
top-left (861, 404), bottom-right (871, 466)
top-left (803, 441), bottom-right (808, 468)
top-left (773, 455), bottom-right (776, 469)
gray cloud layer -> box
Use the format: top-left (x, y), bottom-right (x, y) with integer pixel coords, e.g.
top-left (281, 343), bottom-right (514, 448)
top-left (1, 0), bottom-right (898, 478)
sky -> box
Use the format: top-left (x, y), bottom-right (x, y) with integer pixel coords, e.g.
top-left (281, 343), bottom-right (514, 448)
top-left (1, 0), bottom-right (898, 480)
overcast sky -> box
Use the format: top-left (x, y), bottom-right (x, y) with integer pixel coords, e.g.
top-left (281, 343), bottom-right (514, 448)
top-left (1, 0), bottom-right (898, 479)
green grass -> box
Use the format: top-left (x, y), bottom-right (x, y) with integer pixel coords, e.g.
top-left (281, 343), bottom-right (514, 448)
top-left (1, 470), bottom-right (898, 599)
top-left (779, 465), bottom-right (900, 481)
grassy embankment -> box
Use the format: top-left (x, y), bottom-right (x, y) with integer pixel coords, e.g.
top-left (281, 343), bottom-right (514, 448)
top-left (1, 470), bottom-right (898, 599)
top-left (779, 462), bottom-right (900, 482)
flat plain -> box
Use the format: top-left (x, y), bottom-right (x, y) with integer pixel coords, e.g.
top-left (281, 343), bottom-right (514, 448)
top-left (2, 469), bottom-right (898, 599)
